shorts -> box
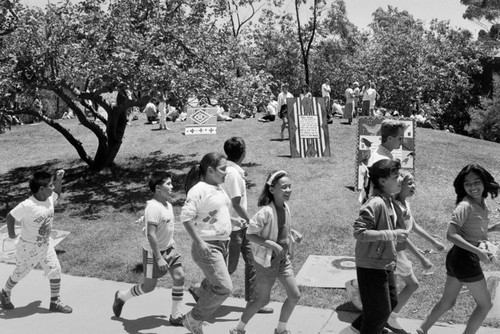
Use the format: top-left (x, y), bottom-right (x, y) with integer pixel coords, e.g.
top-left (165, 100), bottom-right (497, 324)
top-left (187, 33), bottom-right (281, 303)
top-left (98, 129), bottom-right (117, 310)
top-left (446, 245), bottom-right (484, 283)
top-left (279, 105), bottom-right (288, 119)
top-left (12, 239), bottom-right (61, 281)
top-left (254, 253), bottom-right (294, 288)
top-left (395, 251), bottom-right (413, 277)
top-left (143, 247), bottom-right (182, 279)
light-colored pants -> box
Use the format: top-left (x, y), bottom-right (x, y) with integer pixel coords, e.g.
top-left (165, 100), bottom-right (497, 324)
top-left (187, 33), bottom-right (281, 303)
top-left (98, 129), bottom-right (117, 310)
top-left (190, 240), bottom-right (232, 321)
top-left (12, 239), bottom-right (61, 282)
top-left (158, 102), bottom-right (166, 128)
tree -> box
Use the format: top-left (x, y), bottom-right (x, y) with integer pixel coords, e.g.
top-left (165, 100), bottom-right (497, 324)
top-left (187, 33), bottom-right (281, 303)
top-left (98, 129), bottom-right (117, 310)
top-left (0, 0), bottom-right (249, 171)
top-left (294, 0), bottom-right (325, 85)
top-left (461, 0), bottom-right (500, 30)
top-left (467, 74), bottom-right (500, 142)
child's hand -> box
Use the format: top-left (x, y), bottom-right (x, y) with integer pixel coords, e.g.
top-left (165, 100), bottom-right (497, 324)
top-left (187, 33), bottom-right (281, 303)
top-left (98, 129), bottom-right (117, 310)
top-left (55, 169), bottom-right (65, 180)
top-left (156, 257), bottom-right (169, 272)
top-left (477, 247), bottom-right (492, 263)
top-left (394, 229), bottom-right (409, 242)
top-left (433, 241), bottom-right (445, 251)
top-left (268, 241), bottom-right (283, 256)
top-left (196, 240), bottom-right (211, 260)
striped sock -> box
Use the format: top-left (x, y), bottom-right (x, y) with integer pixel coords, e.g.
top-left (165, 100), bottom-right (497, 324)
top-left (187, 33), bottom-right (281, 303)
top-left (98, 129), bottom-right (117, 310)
top-left (120, 284), bottom-right (144, 302)
top-left (4, 277), bottom-right (18, 293)
top-left (49, 279), bottom-right (61, 301)
top-left (171, 285), bottom-right (184, 317)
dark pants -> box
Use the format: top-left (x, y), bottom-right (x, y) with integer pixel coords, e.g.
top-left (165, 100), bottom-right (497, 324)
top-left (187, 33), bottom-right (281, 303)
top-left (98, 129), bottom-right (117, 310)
top-left (228, 228), bottom-right (256, 302)
top-left (351, 267), bottom-right (398, 334)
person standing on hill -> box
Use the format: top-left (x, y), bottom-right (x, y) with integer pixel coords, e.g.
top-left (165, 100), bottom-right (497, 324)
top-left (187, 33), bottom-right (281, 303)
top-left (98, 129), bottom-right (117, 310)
top-left (344, 83), bottom-right (356, 125)
top-left (277, 84), bottom-right (294, 140)
top-left (321, 79), bottom-right (332, 119)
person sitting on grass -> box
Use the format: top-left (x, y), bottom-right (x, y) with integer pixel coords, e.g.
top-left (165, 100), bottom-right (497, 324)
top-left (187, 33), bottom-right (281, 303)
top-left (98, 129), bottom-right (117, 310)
top-left (258, 98), bottom-right (277, 123)
top-left (0, 170), bottom-right (72, 314)
top-left (112, 171), bottom-right (185, 326)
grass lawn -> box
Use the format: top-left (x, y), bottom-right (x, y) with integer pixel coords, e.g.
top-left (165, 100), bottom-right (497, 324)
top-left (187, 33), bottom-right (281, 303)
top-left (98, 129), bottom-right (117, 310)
top-left (1, 113), bottom-right (499, 328)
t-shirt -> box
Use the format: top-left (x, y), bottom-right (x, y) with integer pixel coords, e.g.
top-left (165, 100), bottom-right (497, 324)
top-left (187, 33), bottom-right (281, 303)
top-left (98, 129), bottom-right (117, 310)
top-left (143, 102), bottom-right (157, 118)
top-left (142, 199), bottom-right (175, 251)
top-left (266, 103), bottom-right (277, 116)
top-left (180, 181), bottom-right (232, 241)
top-left (10, 193), bottom-right (58, 243)
top-left (321, 83), bottom-right (331, 97)
top-left (222, 161), bottom-right (247, 231)
top-left (450, 197), bottom-right (489, 245)
top-left (345, 88), bottom-right (355, 104)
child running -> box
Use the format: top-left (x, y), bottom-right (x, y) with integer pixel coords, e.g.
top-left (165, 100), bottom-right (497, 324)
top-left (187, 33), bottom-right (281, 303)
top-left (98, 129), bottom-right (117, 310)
top-left (341, 159), bottom-right (408, 334)
top-left (230, 170), bottom-right (301, 334)
top-left (181, 153), bottom-right (233, 334)
top-left (0, 170), bottom-right (72, 313)
top-left (386, 171), bottom-right (445, 334)
top-left (413, 164), bottom-right (500, 334)
top-left (113, 171), bottom-right (185, 325)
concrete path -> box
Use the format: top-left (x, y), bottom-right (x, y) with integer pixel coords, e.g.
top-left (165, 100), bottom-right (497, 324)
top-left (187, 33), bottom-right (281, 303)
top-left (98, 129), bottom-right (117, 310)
top-left (0, 263), bottom-right (497, 334)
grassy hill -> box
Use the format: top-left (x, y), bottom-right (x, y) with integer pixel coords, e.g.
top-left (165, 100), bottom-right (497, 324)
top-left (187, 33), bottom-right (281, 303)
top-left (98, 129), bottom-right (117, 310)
top-left (1, 114), bottom-right (499, 327)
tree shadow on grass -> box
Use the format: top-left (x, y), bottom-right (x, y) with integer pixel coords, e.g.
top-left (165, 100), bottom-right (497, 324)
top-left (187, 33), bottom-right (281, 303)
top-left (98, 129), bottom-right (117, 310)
top-left (0, 152), bottom-right (198, 220)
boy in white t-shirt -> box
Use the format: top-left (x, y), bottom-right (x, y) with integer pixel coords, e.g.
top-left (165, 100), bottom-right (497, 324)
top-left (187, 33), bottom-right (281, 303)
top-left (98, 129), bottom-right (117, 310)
top-left (1, 170), bottom-right (72, 313)
top-left (113, 171), bottom-right (185, 326)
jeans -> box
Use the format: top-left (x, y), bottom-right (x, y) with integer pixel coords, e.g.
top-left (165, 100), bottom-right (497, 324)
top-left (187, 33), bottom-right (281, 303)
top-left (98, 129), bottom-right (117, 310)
top-left (191, 240), bottom-right (233, 321)
top-left (351, 267), bottom-right (397, 334)
top-left (228, 228), bottom-right (257, 302)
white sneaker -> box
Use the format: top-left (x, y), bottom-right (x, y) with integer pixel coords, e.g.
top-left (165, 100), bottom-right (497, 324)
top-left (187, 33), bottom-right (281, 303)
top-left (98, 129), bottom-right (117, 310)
top-left (339, 325), bottom-right (360, 334)
top-left (345, 279), bottom-right (363, 310)
top-left (182, 311), bottom-right (204, 334)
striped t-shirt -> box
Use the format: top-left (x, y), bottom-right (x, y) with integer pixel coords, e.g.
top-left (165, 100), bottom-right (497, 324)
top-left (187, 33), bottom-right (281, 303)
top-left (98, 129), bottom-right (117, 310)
top-left (450, 197), bottom-right (489, 246)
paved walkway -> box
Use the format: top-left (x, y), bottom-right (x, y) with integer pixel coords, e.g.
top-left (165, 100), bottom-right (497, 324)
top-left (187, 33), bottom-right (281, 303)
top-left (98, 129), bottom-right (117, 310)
top-left (0, 263), bottom-right (497, 334)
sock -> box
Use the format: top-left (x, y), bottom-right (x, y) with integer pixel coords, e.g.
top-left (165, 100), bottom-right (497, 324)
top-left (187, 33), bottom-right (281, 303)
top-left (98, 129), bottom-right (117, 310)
top-left (236, 320), bottom-right (247, 331)
top-left (4, 277), bottom-right (18, 293)
top-left (277, 321), bottom-right (287, 332)
top-left (120, 284), bottom-right (144, 302)
top-left (171, 285), bottom-right (184, 317)
top-left (49, 279), bottom-right (60, 301)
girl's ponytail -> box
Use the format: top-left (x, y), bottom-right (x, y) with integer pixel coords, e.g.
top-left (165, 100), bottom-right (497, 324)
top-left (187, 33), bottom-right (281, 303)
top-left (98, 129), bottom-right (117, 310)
top-left (185, 164), bottom-right (202, 194)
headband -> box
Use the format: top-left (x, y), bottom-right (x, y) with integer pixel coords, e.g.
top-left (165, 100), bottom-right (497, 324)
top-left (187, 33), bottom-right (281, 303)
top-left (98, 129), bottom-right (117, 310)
top-left (266, 170), bottom-right (287, 186)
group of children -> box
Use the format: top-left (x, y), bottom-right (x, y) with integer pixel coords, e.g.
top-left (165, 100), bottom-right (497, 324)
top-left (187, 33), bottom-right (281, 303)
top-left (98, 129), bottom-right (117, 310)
top-left (1, 126), bottom-right (500, 334)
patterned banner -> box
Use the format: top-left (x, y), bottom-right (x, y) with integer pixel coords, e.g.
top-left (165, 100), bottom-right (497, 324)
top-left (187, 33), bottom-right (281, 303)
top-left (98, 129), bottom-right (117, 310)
top-left (185, 107), bottom-right (218, 135)
top-left (287, 97), bottom-right (331, 158)
top-left (356, 117), bottom-right (416, 190)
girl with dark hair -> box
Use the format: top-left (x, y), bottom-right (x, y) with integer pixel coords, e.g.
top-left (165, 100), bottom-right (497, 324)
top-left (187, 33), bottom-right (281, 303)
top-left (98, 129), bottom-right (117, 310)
top-left (230, 170), bottom-right (301, 334)
top-left (341, 159), bottom-right (409, 334)
top-left (180, 153), bottom-right (232, 334)
top-left (415, 164), bottom-right (500, 334)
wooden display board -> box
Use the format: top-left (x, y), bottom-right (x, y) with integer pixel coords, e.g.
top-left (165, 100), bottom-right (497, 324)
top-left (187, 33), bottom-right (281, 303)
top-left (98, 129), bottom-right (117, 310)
top-left (287, 97), bottom-right (331, 158)
top-left (185, 107), bottom-right (217, 135)
top-left (356, 117), bottom-right (415, 190)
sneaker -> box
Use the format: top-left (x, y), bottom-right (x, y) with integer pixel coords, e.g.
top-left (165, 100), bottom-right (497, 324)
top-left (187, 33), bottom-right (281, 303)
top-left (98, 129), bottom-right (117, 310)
top-left (0, 290), bottom-right (14, 309)
top-left (229, 328), bottom-right (246, 334)
top-left (182, 311), bottom-right (204, 334)
top-left (112, 291), bottom-right (125, 317)
top-left (188, 286), bottom-right (200, 302)
top-left (169, 314), bottom-right (184, 327)
top-left (385, 313), bottom-right (409, 334)
top-left (256, 305), bottom-right (273, 314)
top-left (49, 299), bottom-right (73, 313)
top-left (274, 330), bottom-right (291, 334)
top-left (339, 325), bottom-right (360, 334)
top-left (345, 279), bottom-right (363, 310)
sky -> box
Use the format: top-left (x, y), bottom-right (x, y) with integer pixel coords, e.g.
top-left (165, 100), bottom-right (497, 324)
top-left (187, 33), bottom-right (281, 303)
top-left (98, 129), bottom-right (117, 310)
top-left (21, 0), bottom-right (484, 35)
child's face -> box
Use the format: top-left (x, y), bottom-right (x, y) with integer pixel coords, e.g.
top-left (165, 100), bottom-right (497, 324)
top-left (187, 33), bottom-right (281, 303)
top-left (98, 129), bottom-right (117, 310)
top-left (464, 171), bottom-right (484, 202)
top-left (387, 128), bottom-right (405, 151)
top-left (270, 176), bottom-right (292, 203)
top-left (156, 178), bottom-right (173, 199)
top-left (398, 175), bottom-right (416, 198)
top-left (208, 158), bottom-right (227, 185)
top-left (380, 171), bottom-right (401, 195)
top-left (37, 178), bottom-right (54, 201)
